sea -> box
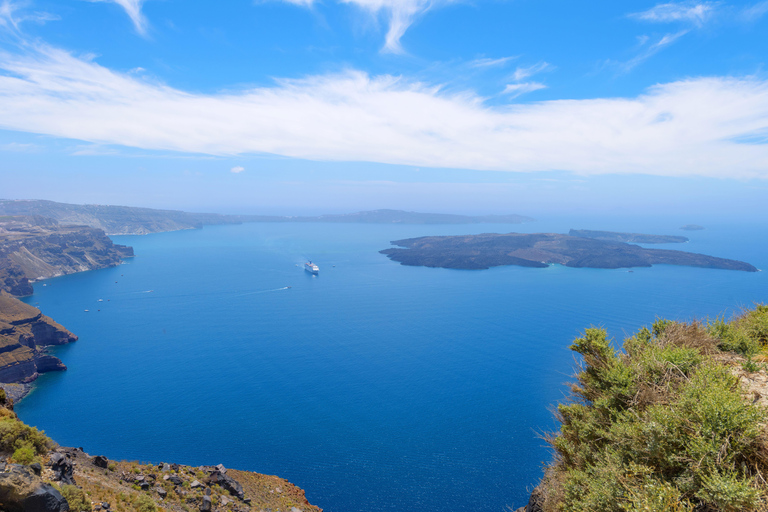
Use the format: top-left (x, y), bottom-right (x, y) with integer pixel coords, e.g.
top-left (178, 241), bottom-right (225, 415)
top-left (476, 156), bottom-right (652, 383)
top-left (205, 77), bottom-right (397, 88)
top-left (15, 215), bottom-right (768, 512)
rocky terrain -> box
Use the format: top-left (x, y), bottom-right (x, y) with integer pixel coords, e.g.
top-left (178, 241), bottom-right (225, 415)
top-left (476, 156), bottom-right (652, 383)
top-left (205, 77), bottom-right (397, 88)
top-left (0, 216), bottom-right (134, 295)
top-left (0, 293), bottom-right (76, 385)
top-left (568, 228), bottom-right (689, 244)
top-left (380, 232), bottom-right (757, 271)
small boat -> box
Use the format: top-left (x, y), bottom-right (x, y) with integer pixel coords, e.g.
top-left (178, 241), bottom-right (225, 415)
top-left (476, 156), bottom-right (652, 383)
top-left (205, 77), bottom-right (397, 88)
top-left (304, 261), bottom-right (319, 275)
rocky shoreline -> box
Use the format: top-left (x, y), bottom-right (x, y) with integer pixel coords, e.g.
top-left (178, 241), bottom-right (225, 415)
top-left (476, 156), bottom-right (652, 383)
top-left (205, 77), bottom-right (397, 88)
top-left (0, 382), bottom-right (33, 403)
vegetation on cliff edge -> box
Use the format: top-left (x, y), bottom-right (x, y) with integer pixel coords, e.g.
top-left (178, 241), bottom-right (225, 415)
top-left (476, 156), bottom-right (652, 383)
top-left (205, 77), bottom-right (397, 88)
top-left (538, 305), bottom-right (768, 511)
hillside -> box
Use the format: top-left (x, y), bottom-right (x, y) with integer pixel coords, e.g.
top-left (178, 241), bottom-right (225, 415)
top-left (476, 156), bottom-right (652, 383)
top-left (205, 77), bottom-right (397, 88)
top-left (0, 200), bottom-right (240, 236)
top-left (518, 305), bottom-right (768, 512)
top-left (380, 232), bottom-right (757, 271)
top-left (0, 216), bottom-right (134, 296)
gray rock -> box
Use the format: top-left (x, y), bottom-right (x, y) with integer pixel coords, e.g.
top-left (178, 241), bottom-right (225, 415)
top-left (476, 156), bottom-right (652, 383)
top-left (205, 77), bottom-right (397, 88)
top-left (190, 480), bottom-right (202, 489)
top-left (29, 462), bottom-right (42, 476)
top-left (49, 452), bottom-right (75, 485)
top-left (206, 470), bottom-right (244, 500)
top-left (215, 464), bottom-right (227, 474)
top-left (155, 487), bottom-right (167, 498)
top-left (162, 463), bottom-right (171, 472)
top-left (92, 455), bottom-right (109, 469)
top-left (521, 488), bottom-right (544, 512)
top-left (25, 484), bottom-right (70, 512)
top-left (168, 475), bottom-right (183, 486)
top-left (200, 495), bottom-right (212, 512)
top-left (0, 464), bottom-right (69, 512)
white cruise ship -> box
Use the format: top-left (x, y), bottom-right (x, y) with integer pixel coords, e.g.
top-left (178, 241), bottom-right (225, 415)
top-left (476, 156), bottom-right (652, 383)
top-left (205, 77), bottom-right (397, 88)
top-left (304, 261), bottom-right (319, 275)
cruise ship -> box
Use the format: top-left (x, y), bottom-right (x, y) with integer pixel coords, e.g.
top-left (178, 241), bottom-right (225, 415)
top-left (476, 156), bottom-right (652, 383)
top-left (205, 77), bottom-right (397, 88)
top-left (304, 261), bottom-right (319, 275)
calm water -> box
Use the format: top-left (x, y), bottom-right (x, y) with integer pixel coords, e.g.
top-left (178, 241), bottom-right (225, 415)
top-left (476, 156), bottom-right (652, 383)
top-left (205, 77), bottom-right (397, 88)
top-left (16, 217), bottom-right (768, 512)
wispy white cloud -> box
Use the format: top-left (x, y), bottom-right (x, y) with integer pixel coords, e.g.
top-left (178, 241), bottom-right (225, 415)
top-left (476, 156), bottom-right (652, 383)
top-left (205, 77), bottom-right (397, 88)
top-left (0, 0), bottom-right (58, 33)
top-left (338, 0), bottom-right (441, 53)
top-left (511, 62), bottom-right (551, 82)
top-left (621, 30), bottom-right (689, 71)
top-left (277, 0), bottom-right (448, 53)
top-left (469, 56), bottom-right (517, 69)
top-left (87, 0), bottom-right (148, 36)
top-left (1, 43), bottom-right (768, 178)
top-left (631, 1), bottom-right (719, 26)
top-left (501, 62), bottom-right (551, 98)
top-left (502, 82), bottom-right (546, 97)
top-left (231, 166), bottom-right (245, 173)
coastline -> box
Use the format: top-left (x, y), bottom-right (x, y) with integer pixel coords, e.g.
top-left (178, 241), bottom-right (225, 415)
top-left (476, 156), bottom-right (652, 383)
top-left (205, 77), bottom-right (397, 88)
top-left (0, 381), bottom-right (33, 403)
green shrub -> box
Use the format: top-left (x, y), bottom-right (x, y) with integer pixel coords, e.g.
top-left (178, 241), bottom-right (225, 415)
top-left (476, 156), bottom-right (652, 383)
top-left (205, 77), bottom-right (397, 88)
top-left (10, 442), bottom-right (36, 464)
top-left (61, 485), bottom-right (90, 512)
top-left (543, 309), bottom-right (768, 511)
top-left (0, 416), bottom-right (51, 455)
top-left (133, 493), bottom-right (157, 512)
top-left (696, 469), bottom-right (761, 512)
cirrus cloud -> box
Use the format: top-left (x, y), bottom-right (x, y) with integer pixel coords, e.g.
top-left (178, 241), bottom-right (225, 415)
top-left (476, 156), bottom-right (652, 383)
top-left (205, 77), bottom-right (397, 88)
top-left (87, 0), bottom-right (149, 36)
top-left (631, 1), bottom-right (720, 26)
top-left (0, 43), bottom-right (768, 179)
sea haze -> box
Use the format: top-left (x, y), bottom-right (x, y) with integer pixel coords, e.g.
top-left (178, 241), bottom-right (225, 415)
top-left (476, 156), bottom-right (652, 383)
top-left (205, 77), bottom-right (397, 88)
top-left (15, 218), bottom-right (768, 512)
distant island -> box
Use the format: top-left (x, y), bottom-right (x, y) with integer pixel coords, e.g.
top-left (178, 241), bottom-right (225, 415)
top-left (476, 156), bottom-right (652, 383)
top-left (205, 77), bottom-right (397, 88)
top-left (380, 232), bottom-right (757, 272)
top-left (569, 229), bottom-right (688, 244)
top-left (681, 224), bottom-right (705, 231)
top-left (0, 200), bottom-right (533, 235)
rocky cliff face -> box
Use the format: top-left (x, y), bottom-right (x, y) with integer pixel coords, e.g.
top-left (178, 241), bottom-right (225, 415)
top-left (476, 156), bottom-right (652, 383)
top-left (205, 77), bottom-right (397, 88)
top-left (0, 293), bottom-right (76, 383)
top-left (0, 216), bottom-right (133, 296)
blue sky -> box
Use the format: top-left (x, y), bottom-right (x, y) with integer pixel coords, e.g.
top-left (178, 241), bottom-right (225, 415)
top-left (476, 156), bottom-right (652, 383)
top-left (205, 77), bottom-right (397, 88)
top-left (1, 0), bottom-right (767, 215)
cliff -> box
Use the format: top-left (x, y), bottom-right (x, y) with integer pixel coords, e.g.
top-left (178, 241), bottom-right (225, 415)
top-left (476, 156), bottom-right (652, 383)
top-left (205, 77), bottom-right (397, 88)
top-left (0, 293), bottom-right (75, 384)
top-left (0, 216), bottom-right (134, 296)
top-left (517, 305), bottom-right (768, 511)
top-left (380, 232), bottom-right (757, 272)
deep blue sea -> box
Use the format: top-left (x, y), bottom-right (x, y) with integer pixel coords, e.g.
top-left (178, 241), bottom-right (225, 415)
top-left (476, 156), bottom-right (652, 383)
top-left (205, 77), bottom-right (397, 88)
top-left (15, 216), bottom-right (768, 512)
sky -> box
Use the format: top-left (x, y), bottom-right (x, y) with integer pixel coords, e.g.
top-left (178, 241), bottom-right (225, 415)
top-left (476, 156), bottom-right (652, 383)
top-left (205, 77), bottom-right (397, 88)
top-left (1, 0), bottom-right (768, 216)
